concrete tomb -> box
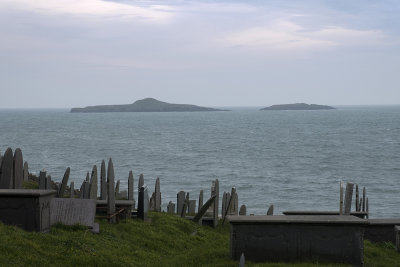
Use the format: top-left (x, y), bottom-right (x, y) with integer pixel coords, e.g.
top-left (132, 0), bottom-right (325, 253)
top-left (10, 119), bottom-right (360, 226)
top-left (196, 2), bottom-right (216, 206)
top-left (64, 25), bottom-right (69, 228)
top-left (50, 198), bottom-right (96, 227)
top-left (364, 219), bottom-right (400, 244)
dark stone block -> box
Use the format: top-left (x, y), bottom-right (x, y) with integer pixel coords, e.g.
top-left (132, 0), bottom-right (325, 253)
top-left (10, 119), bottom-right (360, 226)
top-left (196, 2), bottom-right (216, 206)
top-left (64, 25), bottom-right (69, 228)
top-left (364, 219), bottom-right (400, 244)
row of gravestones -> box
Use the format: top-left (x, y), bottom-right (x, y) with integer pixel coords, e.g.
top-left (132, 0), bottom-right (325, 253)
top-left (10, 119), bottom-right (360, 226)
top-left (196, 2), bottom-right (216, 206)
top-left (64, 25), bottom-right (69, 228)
top-left (0, 148), bottom-right (29, 189)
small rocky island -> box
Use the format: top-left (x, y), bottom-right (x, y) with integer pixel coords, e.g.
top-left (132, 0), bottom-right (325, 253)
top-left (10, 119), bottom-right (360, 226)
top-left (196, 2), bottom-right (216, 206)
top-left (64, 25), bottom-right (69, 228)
top-left (71, 98), bottom-right (228, 113)
top-left (260, 103), bottom-right (335, 111)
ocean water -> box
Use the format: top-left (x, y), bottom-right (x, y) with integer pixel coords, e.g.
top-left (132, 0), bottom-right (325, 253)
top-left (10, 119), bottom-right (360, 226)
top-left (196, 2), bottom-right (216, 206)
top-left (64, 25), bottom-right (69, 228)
top-left (0, 106), bottom-right (399, 218)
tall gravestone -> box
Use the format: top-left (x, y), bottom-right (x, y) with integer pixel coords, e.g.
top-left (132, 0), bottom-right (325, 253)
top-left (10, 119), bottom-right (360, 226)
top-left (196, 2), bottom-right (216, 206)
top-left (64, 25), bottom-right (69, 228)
top-left (239, 205), bottom-right (246, 216)
top-left (89, 165), bottom-right (98, 200)
top-left (46, 175), bottom-right (52, 190)
top-left (23, 162), bottom-right (29, 181)
top-left (138, 185), bottom-right (149, 221)
top-left (198, 190), bottom-right (203, 213)
top-left (13, 148), bottom-right (23, 189)
top-left (212, 179), bottom-right (219, 228)
top-left (100, 160), bottom-right (107, 200)
top-left (83, 180), bottom-right (90, 199)
top-left (177, 191), bottom-right (185, 215)
top-left (70, 182), bottom-right (74, 198)
top-left (58, 167), bottom-right (70, 198)
top-left (128, 171), bottom-right (134, 201)
top-left (344, 182), bottom-right (354, 215)
top-left (39, 170), bottom-right (46, 190)
top-left (181, 193), bottom-right (189, 217)
top-left (231, 191), bottom-right (239, 216)
top-left (188, 200), bottom-right (196, 214)
top-left (155, 177), bottom-right (161, 212)
top-left (115, 180), bottom-right (120, 199)
top-left (267, 204), bottom-right (274, 215)
top-left (138, 174), bottom-right (144, 190)
top-left (0, 148), bottom-right (13, 189)
top-left (79, 181), bottom-right (85, 198)
top-left (107, 158), bottom-right (116, 223)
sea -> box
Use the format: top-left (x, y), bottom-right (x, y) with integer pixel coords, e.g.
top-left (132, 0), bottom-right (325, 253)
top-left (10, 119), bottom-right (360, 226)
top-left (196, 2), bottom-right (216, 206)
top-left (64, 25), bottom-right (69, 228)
top-left (0, 106), bottom-right (399, 218)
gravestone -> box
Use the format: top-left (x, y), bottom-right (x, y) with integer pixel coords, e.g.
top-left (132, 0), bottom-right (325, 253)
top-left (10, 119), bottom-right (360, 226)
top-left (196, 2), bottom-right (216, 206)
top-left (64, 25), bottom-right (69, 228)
top-left (355, 185), bottom-right (359, 211)
top-left (83, 180), bottom-right (90, 199)
top-left (100, 160), bottom-right (107, 200)
top-left (115, 180), bottom-right (120, 198)
top-left (0, 148), bottom-right (13, 189)
top-left (181, 193), bottom-right (189, 217)
top-left (23, 162), bottom-right (29, 181)
top-left (167, 201), bottom-right (175, 214)
top-left (395, 226), bottom-right (400, 253)
top-left (221, 192), bottom-right (227, 219)
top-left (70, 182), bottom-right (74, 198)
top-left (13, 148), bottom-right (23, 189)
top-left (344, 183), bottom-right (354, 215)
top-left (128, 171), bottom-right (134, 201)
top-left (239, 205), bottom-right (246, 216)
top-left (339, 181), bottom-right (344, 215)
top-left (138, 185), bottom-right (149, 221)
top-left (58, 167), bottom-right (70, 198)
top-left (177, 191), bottom-right (185, 214)
top-left (138, 174), bottom-right (144, 190)
top-left (188, 200), bottom-right (196, 214)
top-left (79, 181), bottom-right (85, 198)
top-left (222, 188), bottom-right (236, 225)
top-left (46, 175), bottom-right (52, 190)
top-left (39, 170), bottom-right (46, 189)
top-left (198, 190), bottom-right (203, 213)
top-left (267, 204), bottom-right (274, 215)
top-left (149, 192), bottom-right (155, 210)
top-left (107, 158), bottom-right (116, 223)
top-left (212, 179), bottom-right (219, 228)
top-left (231, 191), bottom-right (239, 216)
top-left (155, 177), bottom-right (161, 212)
top-left (119, 190), bottom-right (127, 199)
top-left (50, 198), bottom-right (96, 227)
top-left (239, 253), bottom-right (245, 267)
top-left (362, 187), bottom-right (366, 212)
top-left (89, 165), bottom-right (98, 200)
top-left (192, 195), bottom-right (216, 223)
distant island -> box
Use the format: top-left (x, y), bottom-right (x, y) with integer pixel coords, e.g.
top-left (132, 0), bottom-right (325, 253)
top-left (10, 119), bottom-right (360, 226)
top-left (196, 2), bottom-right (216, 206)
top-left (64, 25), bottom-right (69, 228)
top-left (260, 103), bottom-right (335, 111)
top-left (70, 98), bottom-right (228, 113)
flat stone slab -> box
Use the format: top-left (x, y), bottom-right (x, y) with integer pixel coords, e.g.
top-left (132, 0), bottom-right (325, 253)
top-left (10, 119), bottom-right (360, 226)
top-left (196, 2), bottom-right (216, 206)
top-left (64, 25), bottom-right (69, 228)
top-left (283, 210), bottom-right (368, 218)
top-left (364, 218), bottom-right (400, 244)
top-left (51, 198), bottom-right (96, 227)
top-left (229, 215), bottom-right (366, 266)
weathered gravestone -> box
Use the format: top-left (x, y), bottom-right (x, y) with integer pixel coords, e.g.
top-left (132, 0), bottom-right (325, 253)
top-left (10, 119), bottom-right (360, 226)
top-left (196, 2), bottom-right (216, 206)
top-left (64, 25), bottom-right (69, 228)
top-left (13, 148), bottom-right (23, 189)
top-left (0, 148), bottom-right (13, 189)
top-left (231, 191), bottom-right (239, 216)
top-left (79, 181), bottom-right (85, 198)
top-left (155, 177), bottom-right (161, 212)
top-left (70, 182), bottom-right (74, 198)
top-left (84, 180), bottom-right (90, 199)
top-left (115, 180), bottom-right (120, 199)
top-left (58, 167), bottom-right (70, 198)
top-left (128, 171), bottom-right (134, 201)
top-left (100, 160), bottom-right (107, 200)
top-left (193, 195), bottom-right (216, 224)
top-left (23, 162), bottom-right (29, 181)
top-left (212, 179), bottom-right (219, 228)
top-left (107, 158), bottom-right (116, 223)
top-left (39, 170), bottom-right (46, 190)
top-left (177, 191), bottom-right (186, 214)
top-left (149, 192), bottom-right (155, 210)
top-left (344, 182), bottom-right (354, 215)
top-left (198, 190), bottom-right (203, 212)
top-left (46, 175), bottom-right (52, 190)
top-left (167, 201), bottom-right (175, 214)
top-left (138, 185), bottom-right (149, 221)
top-left (188, 200), bottom-right (196, 214)
top-left (239, 205), bottom-right (246, 216)
top-left (267, 204), bottom-right (274, 215)
top-left (138, 174), bottom-right (144, 190)
top-left (89, 165), bottom-right (98, 199)
top-left (50, 198), bottom-right (97, 227)
top-left (181, 193), bottom-right (190, 217)
top-left (222, 192), bottom-right (228, 219)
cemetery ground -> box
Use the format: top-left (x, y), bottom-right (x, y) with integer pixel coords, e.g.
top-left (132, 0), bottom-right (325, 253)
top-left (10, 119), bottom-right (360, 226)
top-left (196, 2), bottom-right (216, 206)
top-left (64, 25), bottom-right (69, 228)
top-left (0, 213), bottom-right (398, 267)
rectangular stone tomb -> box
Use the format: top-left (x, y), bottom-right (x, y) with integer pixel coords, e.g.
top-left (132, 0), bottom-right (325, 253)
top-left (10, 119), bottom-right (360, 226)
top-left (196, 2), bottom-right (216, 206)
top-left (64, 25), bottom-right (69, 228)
top-left (0, 189), bottom-right (56, 232)
top-left (364, 219), bottom-right (400, 244)
top-left (229, 215), bottom-right (367, 266)
top-left (282, 210), bottom-right (368, 219)
top-left (96, 200), bottom-right (135, 220)
top-left (50, 198), bottom-right (97, 227)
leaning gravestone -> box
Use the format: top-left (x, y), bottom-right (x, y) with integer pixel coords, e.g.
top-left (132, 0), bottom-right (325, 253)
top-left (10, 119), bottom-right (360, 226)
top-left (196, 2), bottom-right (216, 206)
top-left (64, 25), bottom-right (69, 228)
top-left (107, 158), bottom-right (116, 223)
top-left (267, 204), bottom-right (274, 215)
top-left (50, 198), bottom-right (97, 227)
top-left (138, 185), bottom-right (149, 221)
top-left (193, 195), bottom-right (216, 223)
top-left (221, 192), bottom-right (227, 219)
top-left (100, 160), bottom-right (107, 200)
top-left (0, 148), bottom-right (13, 189)
top-left (89, 165), bottom-right (98, 200)
top-left (177, 191), bottom-right (185, 214)
top-left (58, 167), bottom-right (70, 198)
top-left (155, 177), bottom-right (161, 212)
top-left (23, 162), bottom-right (29, 181)
top-left (128, 171), bottom-right (134, 201)
top-left (198, 190), bottom-right (204, 213)
top-left (13, 148), bottom-right (23, 189)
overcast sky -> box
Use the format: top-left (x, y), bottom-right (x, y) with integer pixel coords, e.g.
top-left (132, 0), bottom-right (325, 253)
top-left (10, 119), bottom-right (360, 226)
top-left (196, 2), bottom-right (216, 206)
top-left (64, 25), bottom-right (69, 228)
top-left (1, 0), bottom-right (400, 108)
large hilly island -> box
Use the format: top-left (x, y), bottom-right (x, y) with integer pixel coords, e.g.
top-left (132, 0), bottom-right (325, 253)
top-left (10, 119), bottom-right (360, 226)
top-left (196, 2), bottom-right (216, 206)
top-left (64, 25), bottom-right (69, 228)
top-left (260, 103), bottom-right (335, 111)
top-left (70, 98), bottom-right (228, 113)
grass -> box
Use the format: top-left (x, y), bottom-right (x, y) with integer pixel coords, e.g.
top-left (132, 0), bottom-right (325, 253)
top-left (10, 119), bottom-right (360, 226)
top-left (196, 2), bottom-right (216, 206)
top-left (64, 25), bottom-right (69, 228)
top-left (0, 212), bottom-right (399, 266)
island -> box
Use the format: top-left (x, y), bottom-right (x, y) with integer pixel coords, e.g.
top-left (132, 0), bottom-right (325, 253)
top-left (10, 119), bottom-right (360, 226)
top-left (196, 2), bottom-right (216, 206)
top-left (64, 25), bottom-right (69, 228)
top-left (260, 103), bottom-right (335, 111)
top-left (70, 98), bottom-right (228, 113)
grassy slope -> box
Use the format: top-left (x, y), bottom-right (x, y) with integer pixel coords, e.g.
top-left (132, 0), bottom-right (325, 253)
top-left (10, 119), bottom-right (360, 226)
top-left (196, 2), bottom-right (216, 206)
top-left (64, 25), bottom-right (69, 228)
top-left (0, 212), bottom-right (399, 267)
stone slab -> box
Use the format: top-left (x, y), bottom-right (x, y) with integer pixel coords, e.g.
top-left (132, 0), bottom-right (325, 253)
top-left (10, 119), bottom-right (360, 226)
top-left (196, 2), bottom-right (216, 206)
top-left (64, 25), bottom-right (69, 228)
top-left (50, 198), bottom-right (96, 227)
top-left (364, 219), bottom-right (400, 243)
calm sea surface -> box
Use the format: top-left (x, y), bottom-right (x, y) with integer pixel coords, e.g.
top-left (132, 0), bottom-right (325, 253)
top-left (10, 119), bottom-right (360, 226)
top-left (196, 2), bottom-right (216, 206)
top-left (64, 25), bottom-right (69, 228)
top-left (0, 106), bottom-right (399, 218)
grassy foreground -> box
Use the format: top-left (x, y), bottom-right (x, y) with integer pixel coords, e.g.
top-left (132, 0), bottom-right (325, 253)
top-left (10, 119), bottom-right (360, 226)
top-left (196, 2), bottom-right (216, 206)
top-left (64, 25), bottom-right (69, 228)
top-left (0, 212), bottom-right (399, 267)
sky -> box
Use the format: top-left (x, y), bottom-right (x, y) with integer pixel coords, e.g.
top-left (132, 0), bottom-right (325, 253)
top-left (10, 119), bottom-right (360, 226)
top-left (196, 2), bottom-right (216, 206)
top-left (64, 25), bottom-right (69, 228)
top-left (1, 0), bottom-right (400, 108)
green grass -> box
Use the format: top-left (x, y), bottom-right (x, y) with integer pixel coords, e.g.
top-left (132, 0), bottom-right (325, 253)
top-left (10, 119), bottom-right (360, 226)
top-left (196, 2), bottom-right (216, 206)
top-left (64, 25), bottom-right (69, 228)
top-left (0, 213), bottom-right (399, 266)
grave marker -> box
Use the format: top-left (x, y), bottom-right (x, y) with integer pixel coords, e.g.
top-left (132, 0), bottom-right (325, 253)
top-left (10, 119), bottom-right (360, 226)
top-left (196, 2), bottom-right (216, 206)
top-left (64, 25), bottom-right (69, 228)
top-left (192, 195), bottom-right (216, 223)
top-left (13, 148), bottom-right (23, 189)
top-left (188, 200), bottom-right (196, 214)
top-left (58, 167), bottom-right (70, 198)
top-left (344, 182), bottom-right (354, 215)
top-left (46, 175), bottom-right (52, 190)
top-left (138, 185), bottom-right (149, 220)
top-left (107, 158), bottom-right (116, 223)
top-left (23, 162), bottom-right (28, 181)
top-left (177, 191), bottom-right (185, 214)
top-left (128, 171), bottom-right (134, 201)
top-left (115, 180), bottom-right (120, 198)
top-left (0, 148), bottom-right (13, 189)
top-left (239, 205), bottom-right (246, 216)
top-left (89, 165), bottom-right (98, 199)
top-left (198, 190), bottom-right (203, 213)
top-left (212, 179), bottom-right (219, 228)
top-left (39, 170), bottom-right (46, 190)
top-left (70, 182), bottom-right (74, 198)
top-left (167, 201), bottom-right (175, 214)
top-left (267, 204), bottom-right (274, 215)
top-left (100, 160), bottom-right (107, 200)
top-left (155, 177), bottom-right (161, 212)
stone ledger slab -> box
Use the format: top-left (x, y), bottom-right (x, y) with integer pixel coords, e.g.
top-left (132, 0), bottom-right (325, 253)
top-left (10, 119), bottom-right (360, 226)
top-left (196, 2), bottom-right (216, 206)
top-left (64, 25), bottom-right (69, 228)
top-left (50, 198), bottom-right (97, 227)
top-left (0, 189), bottom-right (56, 232)
top-left (229, 215), bottom-right (367, 266)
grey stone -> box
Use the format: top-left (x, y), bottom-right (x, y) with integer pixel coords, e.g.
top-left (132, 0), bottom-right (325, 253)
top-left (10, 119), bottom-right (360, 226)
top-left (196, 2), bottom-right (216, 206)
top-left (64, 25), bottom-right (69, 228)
top-left (395, 226), bottom-right (400, 253)
top-left (138, 185), bottom-right (149, 220)
top-left (212, 179), bottom-right (219, 228)
top-left (267, 205), bottom-right (274, 215)
top-left (192, 195), bottom-right (216, 223)
top-left (119, 190), bottom-right (127, 199)
top-left (167, 201), bottom-right (175, 214)
top-left (177, 191), bottom-right (185, 214)
top-left (46, 175), bottom-right (52, 190)
top-left (138, 174), bottom-right (144, 190)
top-left (100, 160), bottom-right (107, 200)
top-left (58, 167), bottom-right (70, 198)
top-left (89, 165), bottom-right (98, 199)
top-left (91, 223), bottom-right (100, 234)
top-left (13, 148), bottom-right (23, 189)
top-left (149, 192), bottom-right (155, 210)
top-left (223, 187), bottom-right (236, 225)
top-left (339, 181), bottom-right (344, 215)
top-left (344, 182), bottom-right (354, 215)
top-left (239, 205), bottom-right (246, 216)
top-left (181, 193), bottom-right (189, 217)
top-left (70, 182), bottom-right (74, 198)
top-left (79, 181), bottom-right (85, 198)
top-left (221, 192), bottom-right (227, 219)
top-left (155, 177), bottom-right (161, 212)
top-left (362, 187), bottom-right (366, 212)
top-left (23, 162), bottom-right (28, 182)
top-left (188, 200), bottom-right (196, 214)
top-left (39, 170), bottom-right (46, 190)
top-left (355, 184), bottom-right (359, 211)
top-left (0, 189), bottom-right (56, 232)
top-left (239, 253), bottom-right (245, 267)
top-left (115, 180), bottom-right (120, 199)
top-left (128, 171), bottom-right (134, 201)
top-left (0, 148), bottom-right (13, 189)
top-left (83, 180), bottom-right (90, 199)
top-left (198, 190), bottom-right (203, 213)
top-left (231, 191), bottom-right (239, 216)
top-left (50, 198), bottom-right (96, 227)
top-left (107, 158), bottom-right (116, 223)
